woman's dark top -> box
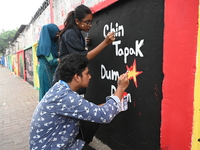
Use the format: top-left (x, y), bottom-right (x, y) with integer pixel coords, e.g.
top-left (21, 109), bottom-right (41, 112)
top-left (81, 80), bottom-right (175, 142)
top-left (52, 27), bottom-right (88, 95)
top-left (59, 27), bottom-right (87, 59)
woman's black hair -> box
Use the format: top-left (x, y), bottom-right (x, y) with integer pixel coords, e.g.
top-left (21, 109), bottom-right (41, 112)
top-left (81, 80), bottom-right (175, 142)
top-left (59, 4), bottom-right (92, 37)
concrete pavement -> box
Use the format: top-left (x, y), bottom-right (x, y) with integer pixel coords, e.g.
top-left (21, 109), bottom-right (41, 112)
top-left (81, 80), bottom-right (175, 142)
top-left (0, 67), bottom-right (111, 150)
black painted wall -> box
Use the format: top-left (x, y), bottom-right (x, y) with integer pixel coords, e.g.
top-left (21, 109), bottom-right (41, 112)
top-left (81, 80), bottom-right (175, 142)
top-left (85, 0), bottom-right (164, 149)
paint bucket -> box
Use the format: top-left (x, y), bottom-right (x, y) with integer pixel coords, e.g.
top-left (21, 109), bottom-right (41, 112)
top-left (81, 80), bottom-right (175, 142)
top-left (121, 92), bottom-right (131, 111)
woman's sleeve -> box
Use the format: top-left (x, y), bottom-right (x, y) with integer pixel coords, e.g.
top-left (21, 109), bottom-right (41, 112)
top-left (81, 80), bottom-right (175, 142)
top-left (45, 53), bottom-right (58, 66)
top-left (63, 31), bottom-right (87, 55)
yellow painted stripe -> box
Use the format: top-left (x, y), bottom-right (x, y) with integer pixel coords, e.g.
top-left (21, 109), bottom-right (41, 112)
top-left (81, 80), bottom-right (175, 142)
top-left (191, 6), bottom-right (200, 150)
top-left (32, 43), bottom-right (39, 90)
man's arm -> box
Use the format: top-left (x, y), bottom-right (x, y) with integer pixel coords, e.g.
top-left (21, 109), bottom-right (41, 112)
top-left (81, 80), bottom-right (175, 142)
top-left (56, 73), bottom-right (129, 123)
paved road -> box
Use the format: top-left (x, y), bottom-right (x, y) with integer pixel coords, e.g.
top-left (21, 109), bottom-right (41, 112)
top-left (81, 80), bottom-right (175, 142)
top-left (0, 67), bottom-right (111, 150)
top-left (0, 67), bottom-right (38, 150)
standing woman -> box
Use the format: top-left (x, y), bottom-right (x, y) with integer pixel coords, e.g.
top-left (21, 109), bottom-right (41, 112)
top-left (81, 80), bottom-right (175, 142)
top-left (59, 5), bottom-right (115, 59)
top-left (53, 4), bottom-right (115, 85)
top-left (37, 23), bottom-right (60, 101)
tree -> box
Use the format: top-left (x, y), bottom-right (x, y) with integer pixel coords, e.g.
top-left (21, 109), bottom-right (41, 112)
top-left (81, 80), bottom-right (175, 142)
top-left (0, 29), bottom-right (17, 55)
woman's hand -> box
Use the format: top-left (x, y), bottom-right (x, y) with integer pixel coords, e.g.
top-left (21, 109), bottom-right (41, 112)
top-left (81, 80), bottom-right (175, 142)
top-left (57, 58), bottom-right (60, 63)
top-left (104, 32), bottom-right (116, 45)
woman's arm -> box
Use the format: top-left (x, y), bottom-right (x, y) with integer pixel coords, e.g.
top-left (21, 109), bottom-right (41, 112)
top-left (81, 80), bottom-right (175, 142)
top-left (86, 32), bottom-right (115, 60)
top-left (45, 53), bottom-right (59, 66)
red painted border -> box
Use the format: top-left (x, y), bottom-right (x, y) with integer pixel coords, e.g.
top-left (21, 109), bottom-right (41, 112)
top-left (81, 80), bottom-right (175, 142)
top-left (91, 0), bottom-right (118, 13)
top-left (161, 1), bottom-right (198, 149)
top-left (58, 25), bottom-right (64, 30)
top-left (17, 50), bottom-right (23, 77)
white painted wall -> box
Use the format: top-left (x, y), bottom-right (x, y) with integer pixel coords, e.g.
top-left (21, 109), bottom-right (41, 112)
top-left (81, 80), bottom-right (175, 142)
top-left (12, 0), bottom-right (117, 53)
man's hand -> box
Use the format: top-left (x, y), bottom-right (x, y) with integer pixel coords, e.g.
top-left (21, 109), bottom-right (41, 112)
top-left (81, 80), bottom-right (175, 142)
top-left (117, 73), bottom-right (130, 91)
top-left (114, 73), bottom-right (130, 100)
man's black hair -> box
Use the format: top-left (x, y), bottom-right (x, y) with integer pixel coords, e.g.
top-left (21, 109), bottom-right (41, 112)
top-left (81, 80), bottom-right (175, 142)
top-left (57, 53), bottom-right (88, 83)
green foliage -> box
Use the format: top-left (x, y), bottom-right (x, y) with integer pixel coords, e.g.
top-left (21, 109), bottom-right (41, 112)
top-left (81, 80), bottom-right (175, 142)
top-left (0, 29), bottom-right (17, 55)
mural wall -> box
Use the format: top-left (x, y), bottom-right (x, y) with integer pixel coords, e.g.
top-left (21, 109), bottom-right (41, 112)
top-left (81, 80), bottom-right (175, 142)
top-left (32, 43), bottom-right (39, 90)
top-left (161, 0), bottom-right (199, 150)
top-left (53, 0), bottom-right (70, 27)
top-left (24, 47), bottom-right (34, 86)
top-left (7, 56), bottom-right (12, 71)
top-left (12, 54), bottom-right (18, 75)
top-left (17, 51), bottom-right (25, 79)
top-left (192, 6), bottom-right (200, 148)
top-left (85, 0), bottom-right (164, 149)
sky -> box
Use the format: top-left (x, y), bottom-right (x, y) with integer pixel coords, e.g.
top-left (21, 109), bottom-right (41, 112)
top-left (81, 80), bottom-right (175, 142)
top-left (0, 0), bottom-right (44, 32)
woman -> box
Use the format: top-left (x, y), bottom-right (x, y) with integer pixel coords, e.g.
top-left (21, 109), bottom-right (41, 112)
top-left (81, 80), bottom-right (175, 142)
top-left (37, 23), bottom-right (60, 101)
top-left (59, 5), bottom-right (115, 60)
top-left (53, 4), bottom-right (115, 85)
top-left (52, 5), bottom-right (115, 149)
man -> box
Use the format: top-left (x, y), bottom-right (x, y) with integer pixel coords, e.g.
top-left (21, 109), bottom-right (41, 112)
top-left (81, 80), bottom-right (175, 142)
top-left (29, 53), bottom-right (129, 150)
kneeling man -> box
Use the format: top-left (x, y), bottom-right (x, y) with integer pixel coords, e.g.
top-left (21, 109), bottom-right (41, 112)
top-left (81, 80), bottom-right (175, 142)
top-left (29, 53), bottom-right (129, 150)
